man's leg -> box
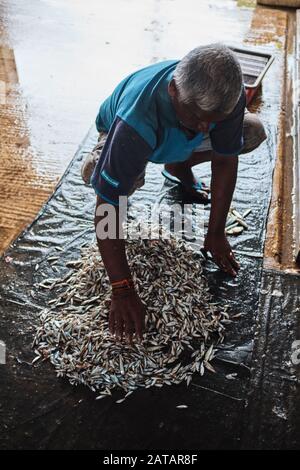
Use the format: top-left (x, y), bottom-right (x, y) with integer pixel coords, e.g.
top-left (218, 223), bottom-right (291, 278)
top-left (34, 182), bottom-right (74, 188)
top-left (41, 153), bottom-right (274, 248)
top-left (165, 150), bottom-right (213, 179)
top-left (164, 154), bottom-right (212, 203)
top-left (81, 131), bottom-right (108, 185)
top-left (164, 111), bottom-right (267, 185)
top-left (239, 110), bottom-right (267, 155)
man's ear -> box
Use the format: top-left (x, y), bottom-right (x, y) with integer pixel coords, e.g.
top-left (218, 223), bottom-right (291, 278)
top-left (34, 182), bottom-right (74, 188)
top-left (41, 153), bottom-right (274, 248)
top-left (168, 79), bottom-right (177, 98)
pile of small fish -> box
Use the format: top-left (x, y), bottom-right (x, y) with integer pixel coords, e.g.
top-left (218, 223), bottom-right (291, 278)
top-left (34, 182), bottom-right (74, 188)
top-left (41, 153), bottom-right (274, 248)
top-left (225, 207), bottom-right (252, 236)
top-left (33, 230), bottom-right (233, 402)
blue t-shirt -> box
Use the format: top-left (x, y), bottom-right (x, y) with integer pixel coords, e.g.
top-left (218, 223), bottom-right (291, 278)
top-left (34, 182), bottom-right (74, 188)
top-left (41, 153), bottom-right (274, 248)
top-left (91, 60), bottom-right (246, 205)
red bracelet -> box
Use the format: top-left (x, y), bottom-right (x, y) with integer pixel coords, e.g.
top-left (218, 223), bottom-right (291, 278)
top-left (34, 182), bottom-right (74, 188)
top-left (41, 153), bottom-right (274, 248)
top-left (111, 278), bottom-right (134, 290)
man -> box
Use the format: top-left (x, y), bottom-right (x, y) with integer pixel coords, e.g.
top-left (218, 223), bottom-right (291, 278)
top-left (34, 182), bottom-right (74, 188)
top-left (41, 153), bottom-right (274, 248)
top-left (82, 43), bottom-right (267, 342)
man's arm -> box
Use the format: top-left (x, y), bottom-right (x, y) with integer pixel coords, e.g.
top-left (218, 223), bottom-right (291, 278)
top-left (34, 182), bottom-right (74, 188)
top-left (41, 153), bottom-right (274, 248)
top-left (90, 119), bottom-right (153, 342)
top-left (95, 196), bottom-right (131, 281)
top-left (204, 152), bottom-right (240, 276)
top-left (95, 196), bottom-right (146, 343)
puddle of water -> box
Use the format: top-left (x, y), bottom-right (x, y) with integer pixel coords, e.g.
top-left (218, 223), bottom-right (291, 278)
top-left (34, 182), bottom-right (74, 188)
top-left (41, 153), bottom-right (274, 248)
top-left (0, 43), bottom-right (56, 253)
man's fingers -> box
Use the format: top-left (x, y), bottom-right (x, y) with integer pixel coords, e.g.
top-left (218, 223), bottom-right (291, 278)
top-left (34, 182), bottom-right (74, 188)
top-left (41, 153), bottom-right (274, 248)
top-left (110, 295), bottom-right (146, 344)
top-left (109, 310), bottom-right (115, 335)
top-left (124, 312), bottom-right (134, 345)
top-left (140, 305), bottom-right (146, 332)
top-left (127, 332), bottom-right (133, 346)
top-left (135, 321), bottom-right (143, 342)
top-left (228, 251), bottom-right (240, 270)
top-left (221, 257), bottom-right (236, 276)
top-left (115, 318), bottom-right (124, 341)
top-left (133, 312), bottom-right (144, 342)
top-left (214, 254), bottom-right (236, 277)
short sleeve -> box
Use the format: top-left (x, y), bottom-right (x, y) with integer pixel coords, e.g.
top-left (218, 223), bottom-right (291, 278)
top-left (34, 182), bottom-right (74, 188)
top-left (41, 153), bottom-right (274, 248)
top-left (209, 88), bottom-right (246, 156)
top-left (91, 117), bottom-right (152, 205)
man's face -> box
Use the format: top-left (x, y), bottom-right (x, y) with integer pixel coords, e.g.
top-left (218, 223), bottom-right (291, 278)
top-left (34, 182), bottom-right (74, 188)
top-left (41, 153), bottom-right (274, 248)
top-left (168, 79), bottom-right (227, 133)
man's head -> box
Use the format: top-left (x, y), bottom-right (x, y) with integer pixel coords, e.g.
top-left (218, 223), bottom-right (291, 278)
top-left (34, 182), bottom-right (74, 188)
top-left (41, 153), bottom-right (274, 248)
top-left (169, 43), bottom-right (243, 133)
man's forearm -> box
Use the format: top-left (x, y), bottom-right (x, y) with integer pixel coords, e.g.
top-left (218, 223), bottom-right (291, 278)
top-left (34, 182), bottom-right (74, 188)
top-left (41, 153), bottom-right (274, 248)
top-left (97, 238), bottom-right (132, 283)
top-left (207, 153), bottom-right (238, 235)
top-left (94, 196), bottom-right (132, 283)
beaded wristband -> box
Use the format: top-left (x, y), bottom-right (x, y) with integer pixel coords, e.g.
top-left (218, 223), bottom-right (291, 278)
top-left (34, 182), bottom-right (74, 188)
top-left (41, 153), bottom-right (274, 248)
top-left (111, 278), bottom-right (134, 290)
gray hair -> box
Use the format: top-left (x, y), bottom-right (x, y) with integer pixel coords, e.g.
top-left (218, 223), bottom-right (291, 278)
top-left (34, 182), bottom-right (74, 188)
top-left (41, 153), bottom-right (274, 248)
top-left (173, 43), bottom-right (243, 115)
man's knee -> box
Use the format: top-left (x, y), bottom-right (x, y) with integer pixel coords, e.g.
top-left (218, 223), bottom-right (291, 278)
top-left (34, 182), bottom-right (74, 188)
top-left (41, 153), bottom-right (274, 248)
top-left (240, 112), bottom-right (267, 155)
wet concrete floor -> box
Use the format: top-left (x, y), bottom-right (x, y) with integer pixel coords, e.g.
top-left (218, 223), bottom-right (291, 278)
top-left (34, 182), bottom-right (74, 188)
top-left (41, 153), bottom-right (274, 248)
top-left (0, 0), bottom-right (294, 264)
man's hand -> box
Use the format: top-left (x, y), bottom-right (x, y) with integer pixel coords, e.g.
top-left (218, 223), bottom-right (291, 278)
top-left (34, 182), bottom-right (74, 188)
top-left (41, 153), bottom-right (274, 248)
top-left (204, 232), bottom-right (240, 277)
top-left (109, 289), bottom-right (146, 343)
top-left (95, 196), bottom-right (146, 342)
top-left (204, 152), bottom-right (239, 276)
